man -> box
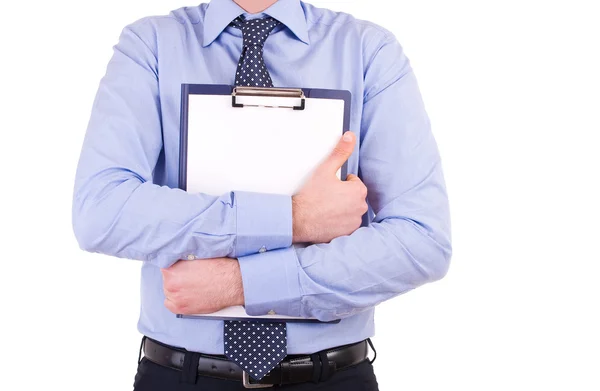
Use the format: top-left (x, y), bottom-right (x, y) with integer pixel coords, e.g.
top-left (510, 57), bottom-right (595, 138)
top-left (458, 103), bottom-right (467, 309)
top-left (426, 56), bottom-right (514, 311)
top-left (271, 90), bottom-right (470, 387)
top-left (72, 0), bottom-right (452, 389)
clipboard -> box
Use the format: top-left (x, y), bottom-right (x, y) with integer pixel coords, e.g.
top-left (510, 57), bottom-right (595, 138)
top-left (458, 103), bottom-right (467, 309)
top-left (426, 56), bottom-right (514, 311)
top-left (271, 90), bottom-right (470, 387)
top-left (177, 84), bottom-right (351, 323)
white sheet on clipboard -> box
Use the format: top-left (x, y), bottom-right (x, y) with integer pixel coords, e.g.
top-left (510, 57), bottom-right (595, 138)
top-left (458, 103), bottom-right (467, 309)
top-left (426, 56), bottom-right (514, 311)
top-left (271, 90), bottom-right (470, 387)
top-left (184, 93), bottom-right (346, 320)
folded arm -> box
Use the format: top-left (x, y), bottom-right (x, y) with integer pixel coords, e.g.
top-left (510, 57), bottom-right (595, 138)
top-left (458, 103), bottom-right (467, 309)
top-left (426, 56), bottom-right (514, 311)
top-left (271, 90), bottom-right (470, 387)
top-left (238, 34), bottom-right (452, 322)
top-left (72, 23), bottom-right (292, 268)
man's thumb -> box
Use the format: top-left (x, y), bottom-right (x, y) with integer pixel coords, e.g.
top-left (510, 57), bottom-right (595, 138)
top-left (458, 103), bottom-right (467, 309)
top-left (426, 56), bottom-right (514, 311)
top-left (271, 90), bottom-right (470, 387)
top-left (321, 131), bottom-right (355, 174)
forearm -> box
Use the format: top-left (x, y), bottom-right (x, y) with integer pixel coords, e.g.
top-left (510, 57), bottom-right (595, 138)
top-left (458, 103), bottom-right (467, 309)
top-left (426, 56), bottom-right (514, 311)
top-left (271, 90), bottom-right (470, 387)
top-left (240, 170), bottom-right (451, 322)
top-left (72, 173), bottom-right (292, 268)
top-left (72, 22), bottom-right (292, 268)
top-left (297, 186), bottom-right (451, 320)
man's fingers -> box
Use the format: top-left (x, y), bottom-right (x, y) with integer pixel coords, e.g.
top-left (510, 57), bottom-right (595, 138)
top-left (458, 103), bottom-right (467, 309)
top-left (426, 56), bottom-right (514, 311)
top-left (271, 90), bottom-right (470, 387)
top-left (320, 131), bottom-right (356, 174)
top-left (346, 174), bottom-right (368, 198)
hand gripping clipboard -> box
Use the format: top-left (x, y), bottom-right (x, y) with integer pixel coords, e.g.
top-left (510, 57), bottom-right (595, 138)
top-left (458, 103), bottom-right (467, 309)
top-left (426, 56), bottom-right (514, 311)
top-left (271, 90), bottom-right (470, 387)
top-left (177, 85), bottom-right (351, 323)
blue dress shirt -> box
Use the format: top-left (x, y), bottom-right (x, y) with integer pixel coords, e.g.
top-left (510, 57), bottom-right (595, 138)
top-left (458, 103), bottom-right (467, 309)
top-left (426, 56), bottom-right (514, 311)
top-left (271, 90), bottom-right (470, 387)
top-left (72, 0), bottom-right (452, 354)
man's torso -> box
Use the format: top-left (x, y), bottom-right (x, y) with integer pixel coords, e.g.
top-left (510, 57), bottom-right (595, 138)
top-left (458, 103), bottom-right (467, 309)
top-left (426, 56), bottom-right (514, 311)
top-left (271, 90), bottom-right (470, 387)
top-left (133, 1), bottom-right (392, 354)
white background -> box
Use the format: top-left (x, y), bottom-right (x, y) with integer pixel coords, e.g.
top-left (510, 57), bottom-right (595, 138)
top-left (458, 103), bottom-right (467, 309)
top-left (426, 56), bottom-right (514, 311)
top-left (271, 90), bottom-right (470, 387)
top-left (1, 0), bottom-right (599, 390)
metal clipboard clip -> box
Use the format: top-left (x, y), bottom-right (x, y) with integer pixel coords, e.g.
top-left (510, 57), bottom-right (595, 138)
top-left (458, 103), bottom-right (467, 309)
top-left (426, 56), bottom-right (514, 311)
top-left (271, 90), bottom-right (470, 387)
top-left (231, 87), bottom-right (306, 111)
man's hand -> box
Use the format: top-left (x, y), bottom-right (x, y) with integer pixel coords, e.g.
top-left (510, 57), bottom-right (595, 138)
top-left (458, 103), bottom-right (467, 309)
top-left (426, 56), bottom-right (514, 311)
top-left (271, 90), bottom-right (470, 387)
top-left (161, 258), bottom-right (244, 315)
top-left (292, 131), bottom-right (368, 244)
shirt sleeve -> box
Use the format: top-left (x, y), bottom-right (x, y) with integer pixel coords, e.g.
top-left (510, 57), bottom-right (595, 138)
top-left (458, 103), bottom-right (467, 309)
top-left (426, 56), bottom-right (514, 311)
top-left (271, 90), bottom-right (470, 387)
top-left (72, 22), bottom-right (292, 269)
top-left (237, 33), bottom-right (452, 322)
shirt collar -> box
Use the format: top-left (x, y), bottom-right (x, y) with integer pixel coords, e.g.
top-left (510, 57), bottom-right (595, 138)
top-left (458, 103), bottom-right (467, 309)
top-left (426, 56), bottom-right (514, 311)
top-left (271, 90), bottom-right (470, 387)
top-left (202, 0), bottom-right (310, 47)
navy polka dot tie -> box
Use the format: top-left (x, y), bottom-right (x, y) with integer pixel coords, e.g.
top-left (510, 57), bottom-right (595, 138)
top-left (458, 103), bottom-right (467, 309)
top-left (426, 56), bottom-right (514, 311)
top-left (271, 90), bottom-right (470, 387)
top-left (224, 320), bottom-right (287, 381)
top-left (230, 16), bottom-right (281, 87)
top-left (225, 16), bottom-right (288, 382)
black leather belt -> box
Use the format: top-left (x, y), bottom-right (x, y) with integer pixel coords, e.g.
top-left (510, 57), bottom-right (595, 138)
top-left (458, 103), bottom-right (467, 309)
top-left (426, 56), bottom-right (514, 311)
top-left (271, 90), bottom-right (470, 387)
top-left (142, 337), bottom-right (370, 388)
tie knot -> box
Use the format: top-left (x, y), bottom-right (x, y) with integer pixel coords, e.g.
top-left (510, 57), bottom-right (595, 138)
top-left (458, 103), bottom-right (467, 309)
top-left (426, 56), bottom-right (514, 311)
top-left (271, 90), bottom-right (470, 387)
top-left (231, 16), bottom-right (281, 47)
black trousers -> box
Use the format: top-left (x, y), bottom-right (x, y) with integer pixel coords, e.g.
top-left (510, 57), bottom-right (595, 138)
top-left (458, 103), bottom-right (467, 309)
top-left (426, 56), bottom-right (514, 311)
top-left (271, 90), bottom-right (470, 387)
top-left (133, 356), bottom-right (380, 391)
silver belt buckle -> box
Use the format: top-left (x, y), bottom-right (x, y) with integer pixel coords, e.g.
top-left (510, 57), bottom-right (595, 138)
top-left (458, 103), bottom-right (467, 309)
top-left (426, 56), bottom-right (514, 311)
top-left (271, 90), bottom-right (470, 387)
top-left (242, 371), bottom-right (274, 388)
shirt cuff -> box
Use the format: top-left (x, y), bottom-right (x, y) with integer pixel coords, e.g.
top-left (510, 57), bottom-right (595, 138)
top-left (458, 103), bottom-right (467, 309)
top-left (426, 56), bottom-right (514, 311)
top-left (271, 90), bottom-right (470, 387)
top-left (234, 191), bottom-right (293, 257)
top-left (238, 247), bottom-right (302, 317)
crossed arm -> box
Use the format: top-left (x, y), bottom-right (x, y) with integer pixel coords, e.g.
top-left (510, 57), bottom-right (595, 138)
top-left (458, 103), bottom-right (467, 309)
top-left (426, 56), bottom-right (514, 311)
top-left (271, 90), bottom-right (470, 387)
top-left (159, 132), bottom-right (366, 317)
top-left (72, 25), bottom-right (451, 323)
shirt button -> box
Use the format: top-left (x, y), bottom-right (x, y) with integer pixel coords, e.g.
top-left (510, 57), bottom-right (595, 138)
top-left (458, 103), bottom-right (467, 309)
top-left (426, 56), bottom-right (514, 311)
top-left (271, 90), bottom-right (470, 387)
top-left (259, 246), bottom-right (267, 254)
top-left (268, 310), bottom-right (276, 315)
top-left (187, 254), bottom-right (196, 260)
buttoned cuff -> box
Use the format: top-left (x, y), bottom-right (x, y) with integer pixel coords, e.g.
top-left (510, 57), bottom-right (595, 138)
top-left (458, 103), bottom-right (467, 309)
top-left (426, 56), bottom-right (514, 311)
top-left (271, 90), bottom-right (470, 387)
top-left (238, 247), bottom-right (302, 317)
top-left (234, 191), bottom-right (293, 257)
